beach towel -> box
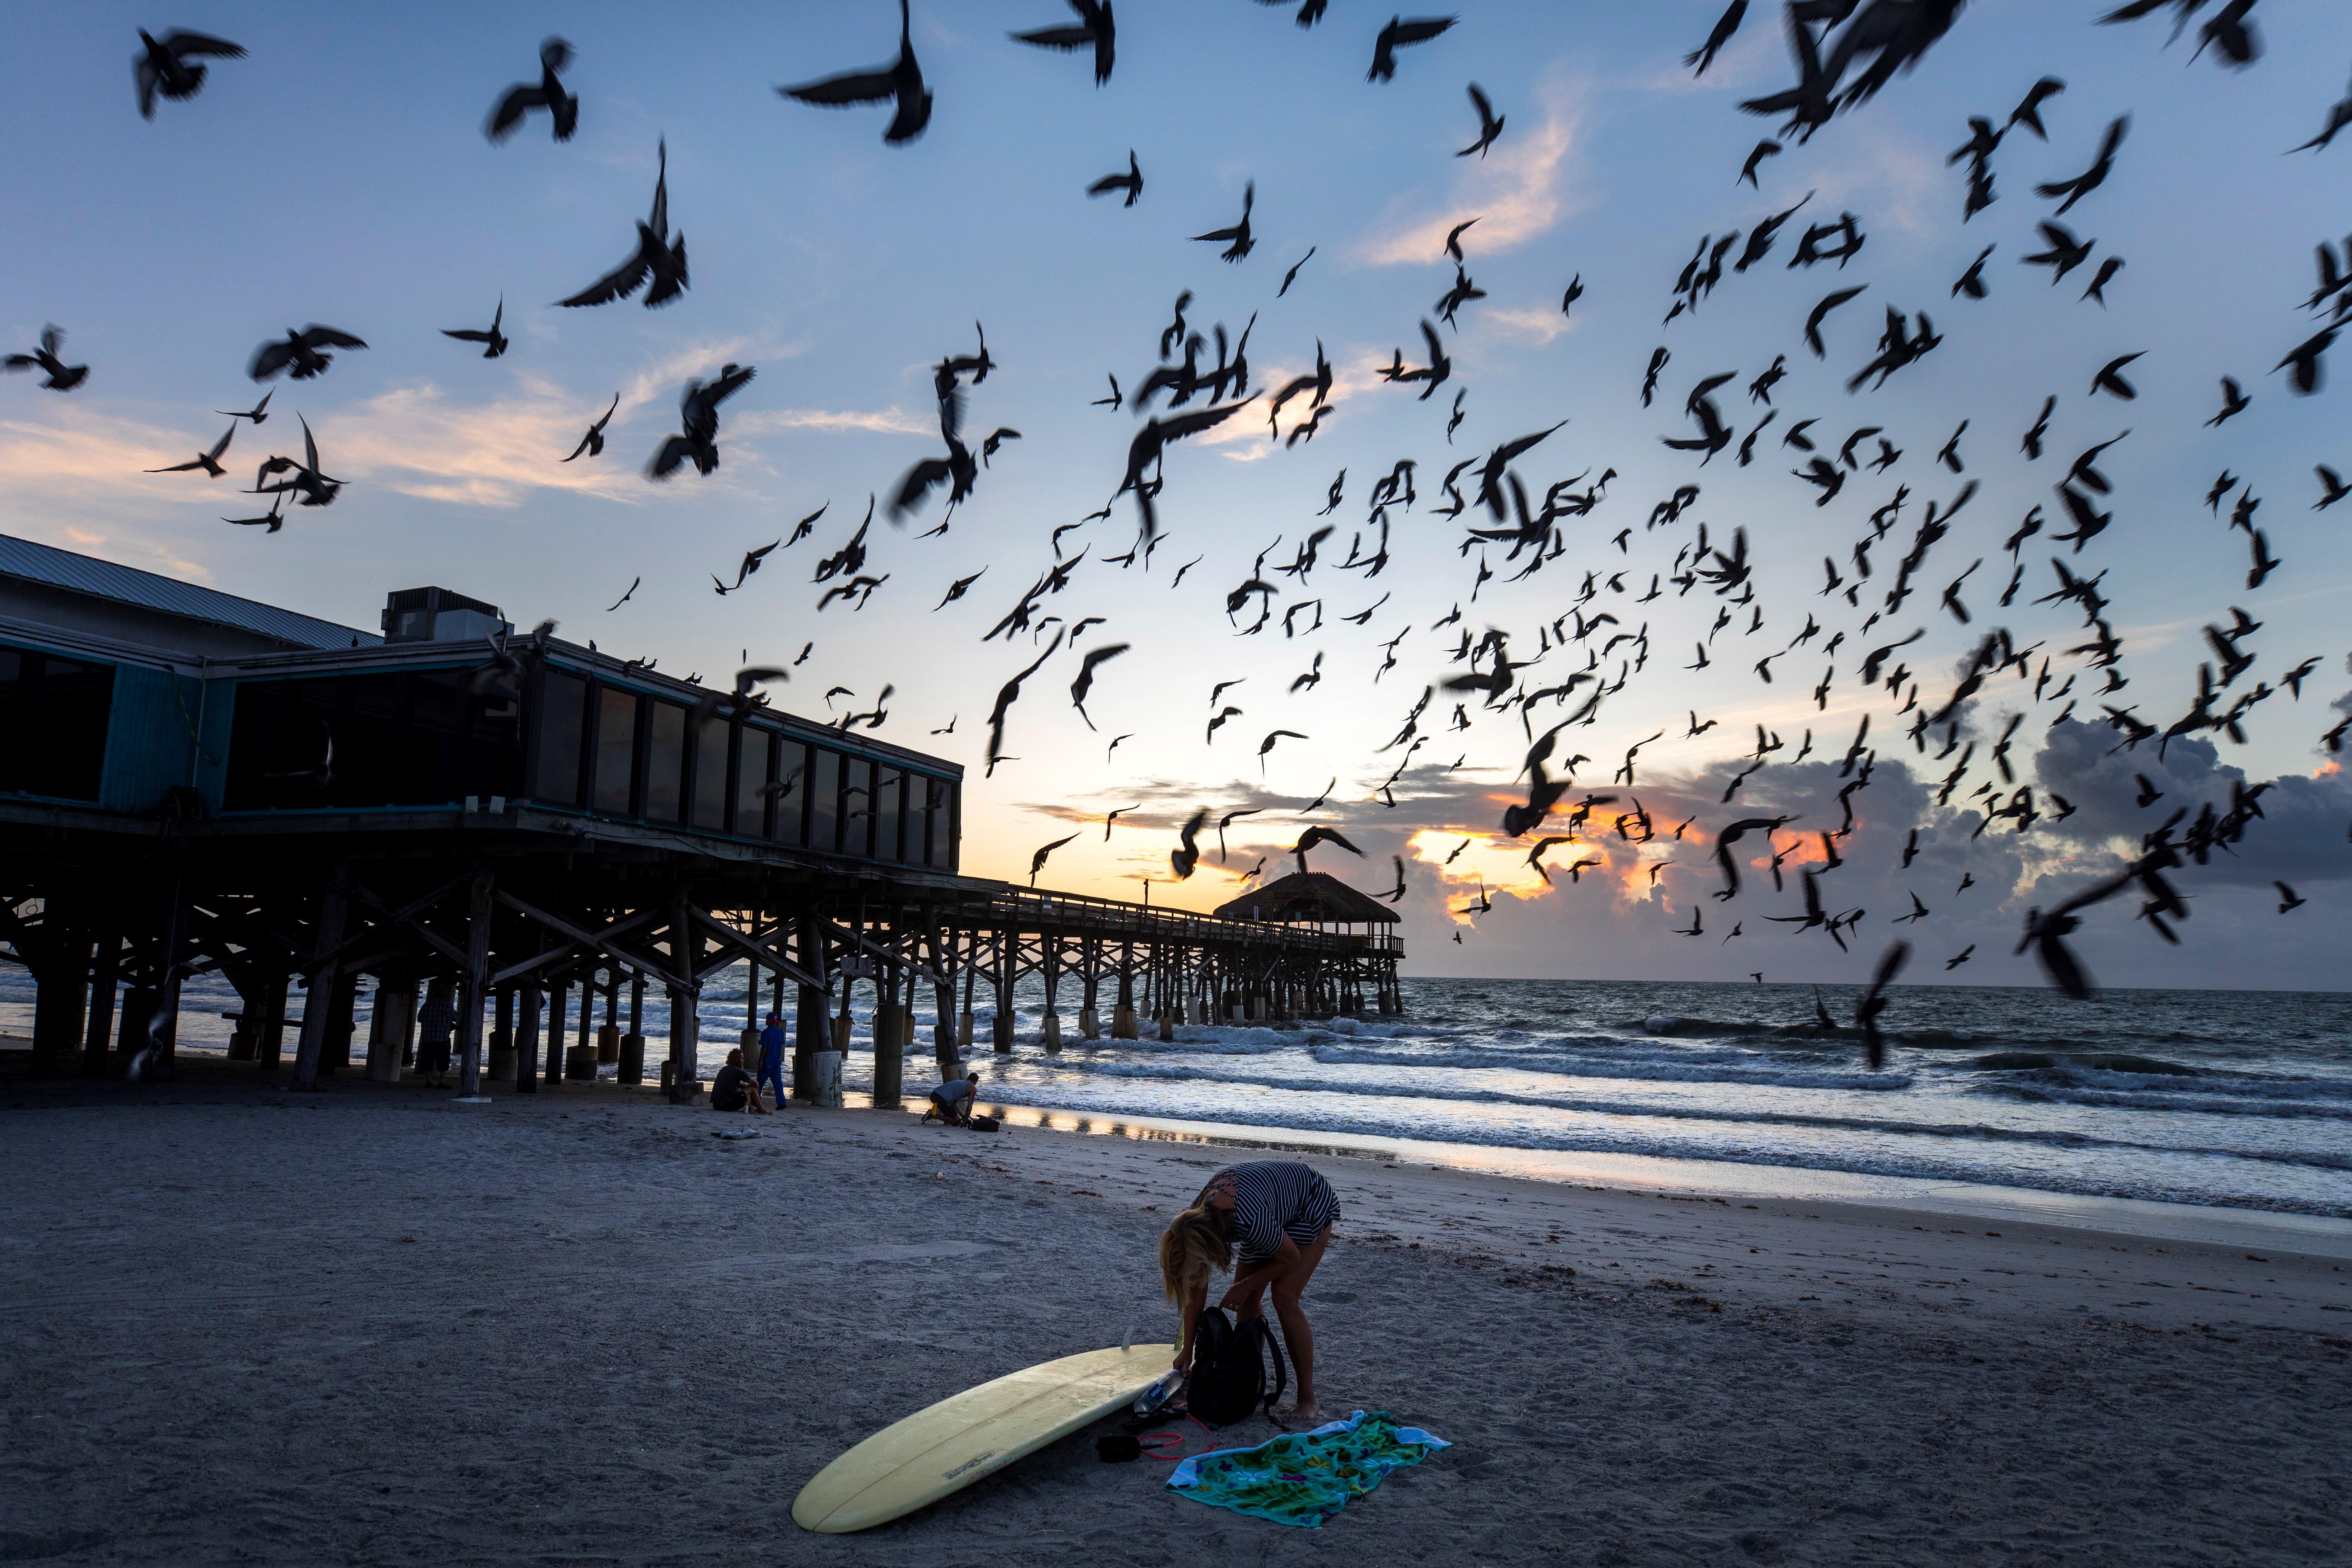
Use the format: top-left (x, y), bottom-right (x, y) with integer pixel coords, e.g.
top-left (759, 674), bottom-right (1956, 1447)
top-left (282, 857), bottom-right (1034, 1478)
top-left (1164, 1409), bottom-right (1450, 1528)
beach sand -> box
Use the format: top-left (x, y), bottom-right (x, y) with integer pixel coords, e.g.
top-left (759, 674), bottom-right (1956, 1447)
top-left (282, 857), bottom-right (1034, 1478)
top-left (3, 1063), bottom-right (2347, 1566)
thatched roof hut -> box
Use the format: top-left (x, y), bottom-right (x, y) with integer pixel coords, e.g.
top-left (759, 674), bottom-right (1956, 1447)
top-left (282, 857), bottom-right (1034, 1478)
top-left (1213, 871), bottom-right (1399, 930)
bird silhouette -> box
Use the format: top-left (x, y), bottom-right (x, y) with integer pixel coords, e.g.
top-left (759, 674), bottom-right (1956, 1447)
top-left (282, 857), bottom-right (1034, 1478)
top-left (6, 326), bottom-right (89, 391)
top-left (1192, 182), bottom-right (1256, 262)
top-left (1458, 83), bottom-right (1504, 157)
top-left (1087, 150), bottom-right (1143, 206)
top-left (248, 325), bottom-right (367, 383)
top-left (486, 37), bottom-right (579, 142)
top-left (145, 424), bottom-right (235, 477)
top-left (1011, 0), bottom-right (1116, 85)
top-left (441, 298), bottom-right (509, 358)
top-left (563, 394), bottom-right (620, 461)
top-left (134, 28), bottom-right (244, 119)
top-left (781, 0), bottom-right (932, 144)
top-left (647, 363), bottom-right (754, 479)
top-left (559, 138), bottom-right (687, 308)
top-left (1369, 15), bottom-right (1456, 82)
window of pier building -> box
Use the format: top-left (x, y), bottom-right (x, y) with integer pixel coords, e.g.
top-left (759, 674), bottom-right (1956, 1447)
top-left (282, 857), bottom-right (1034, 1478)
top-left (222, 670), bottom-right (518, 811)
top-left (806, 746), bottom-right (840, 852)
top-left (591, 686), bottom-right (638, 814)
top-left (645, 700), bottom-right (687, 823)
top-left (0, 642), bottom-right (114, 803)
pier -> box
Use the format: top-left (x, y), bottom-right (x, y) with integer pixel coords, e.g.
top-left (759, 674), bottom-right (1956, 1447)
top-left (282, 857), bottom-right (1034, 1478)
top-left (0, 533), bottom-right (1403, 1103)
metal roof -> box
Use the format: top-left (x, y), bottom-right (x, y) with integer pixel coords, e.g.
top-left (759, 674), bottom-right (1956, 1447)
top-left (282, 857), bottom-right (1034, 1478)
top-left (0, 532), bottom-right (380, 652)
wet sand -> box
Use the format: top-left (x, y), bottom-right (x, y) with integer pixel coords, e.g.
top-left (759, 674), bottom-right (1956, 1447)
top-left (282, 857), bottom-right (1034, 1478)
top-left (3, 1063), bottom-right (2347, 1565)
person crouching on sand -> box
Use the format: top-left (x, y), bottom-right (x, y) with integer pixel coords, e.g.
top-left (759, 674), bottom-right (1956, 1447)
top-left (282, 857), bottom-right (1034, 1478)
top-left (923, 1071), bottom-right (979, 1126)
top-left (1158, 1159), bottom-right (1338, 1424)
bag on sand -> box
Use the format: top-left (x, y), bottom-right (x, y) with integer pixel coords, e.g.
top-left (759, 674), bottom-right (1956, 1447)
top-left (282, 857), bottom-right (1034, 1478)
top-left (968, 1114), bottom-right (1001, 1132)
top-left (1182, 1306), bottom-right (1285, 1427)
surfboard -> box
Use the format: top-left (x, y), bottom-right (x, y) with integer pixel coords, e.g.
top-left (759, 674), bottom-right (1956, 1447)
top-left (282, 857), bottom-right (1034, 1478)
top-left (792, 1342), bottom-right (1176, 1534)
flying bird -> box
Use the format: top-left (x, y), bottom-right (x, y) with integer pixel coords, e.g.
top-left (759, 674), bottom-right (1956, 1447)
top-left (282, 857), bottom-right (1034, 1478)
top-left (1193, 181), bottom-right (1256, 262)
top-left (1029, 833), bottom-right (1081, 885)
top-left (2009, 76), bottom-right (2065, 138)
top-left (1368, 15), bottom-right (1457, 82)
top-left (2207, 377), bottom-right (2249, 427)
top-left (1010, 0), bottom-right (1116, 85)
top-left (441, 298), bottom-right (509, 358)
top-left (133, 28), bottom-right (244, 119)
top-left (145, 424), bottom-right (235, 477)
top-left (216, 390), bottom-right (272, 424)
top-left (1686, 1), bottom-right (1747, 77)
top-left (1458, 84), bottom-right (1504, 157)
top-left (2090, 352), bottom-right (2144, 400)
top-left (2292, 68), bottom-right (2352, 153)
top-left (1279, 247), bottom-right (1317, 297)
top-left (563, 394), bottom-right (620, 461)
top-left (1805, 286), bottom-right (1865, 357)
top-left (986, 630), bottom-right (1064, 776)
top-left (2035, 115), bottom-right (2128, 215)
top-left (605, 577), bottom-right (639, 612)
top-left (486, 37), bottom-right (579, 142)
top-left (247, 325), bottom-right (367, 383)
top-left (1087, 150), bottom-right (1143, 206)
top-left (1855, 941), bottom-right (1911, 1069)
top-left (5, 326), bottom-right (90, 391)
top-left (1067, 642), bottom-right (1130, 730)
top-left (781, 0), bottom-right (933, 144)
top-left (647, 363), bottom-right (755, 479)
top-left (559, 138), bottom-right (688, 308)
top-left (2275, 881), bottom-right (2306, 913)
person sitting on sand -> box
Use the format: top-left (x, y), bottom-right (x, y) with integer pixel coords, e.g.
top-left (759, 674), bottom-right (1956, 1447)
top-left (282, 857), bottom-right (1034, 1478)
top-left (710, 1047), bottom-right (768, 1115)
top-left (1159, 1159), bottom-right (1337, 1425)
top-left (923, 1071), bottom-right (980, 1126)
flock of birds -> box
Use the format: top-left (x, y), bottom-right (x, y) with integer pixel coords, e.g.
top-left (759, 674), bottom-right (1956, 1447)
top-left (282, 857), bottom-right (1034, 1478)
top-left (19, 3), bottom-right (2352, 1065)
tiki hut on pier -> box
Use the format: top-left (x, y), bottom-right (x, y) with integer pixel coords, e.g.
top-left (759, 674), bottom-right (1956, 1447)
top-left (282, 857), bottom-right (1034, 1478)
top-left (1212, 872), bottom-right (1401, 1018)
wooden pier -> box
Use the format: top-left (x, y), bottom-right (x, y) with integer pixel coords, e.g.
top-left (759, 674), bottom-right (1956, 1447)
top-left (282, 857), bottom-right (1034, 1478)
top-left (0, 534), bottom-right (1403, 1103)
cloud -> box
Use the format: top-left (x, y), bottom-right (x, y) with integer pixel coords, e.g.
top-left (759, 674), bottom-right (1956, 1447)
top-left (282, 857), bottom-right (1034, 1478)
top-left (1356, 87), bottom-right (1588, 267)
top-left (732, 405), bottom-right (935, 437)
top-left (1478, 307), bottom-right (1578, 347)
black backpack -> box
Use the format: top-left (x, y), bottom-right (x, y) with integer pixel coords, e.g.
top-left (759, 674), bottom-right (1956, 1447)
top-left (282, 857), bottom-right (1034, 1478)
top-left (1182, 1307), bottom-right (1286, 1427)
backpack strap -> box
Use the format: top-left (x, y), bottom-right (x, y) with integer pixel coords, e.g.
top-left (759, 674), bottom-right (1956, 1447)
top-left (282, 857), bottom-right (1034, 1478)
top-left (1251, 1316), bottom-right (1287, 1417)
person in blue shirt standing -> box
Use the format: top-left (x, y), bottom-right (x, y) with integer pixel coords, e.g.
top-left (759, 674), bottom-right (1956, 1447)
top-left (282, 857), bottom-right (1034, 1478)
top-left (757, 1009), bottom-right (789, 1109)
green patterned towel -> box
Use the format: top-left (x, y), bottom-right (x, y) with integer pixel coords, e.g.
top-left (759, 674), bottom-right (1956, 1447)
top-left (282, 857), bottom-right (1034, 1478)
top-left (1165, 1409), bottom-right (1451, 1528)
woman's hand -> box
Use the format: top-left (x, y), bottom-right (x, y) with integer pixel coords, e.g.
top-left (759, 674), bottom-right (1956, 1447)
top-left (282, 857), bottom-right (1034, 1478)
top-left (1172, 1347), bottom-right (1192, 1375)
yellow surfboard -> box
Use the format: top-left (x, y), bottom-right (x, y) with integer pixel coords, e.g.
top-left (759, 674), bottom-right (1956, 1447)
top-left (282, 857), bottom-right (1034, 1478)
top-left (792, 1343), bottom-right (1176, 1534)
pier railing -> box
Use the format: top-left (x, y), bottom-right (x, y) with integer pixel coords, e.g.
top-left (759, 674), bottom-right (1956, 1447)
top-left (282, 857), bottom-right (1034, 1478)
top-left (960, 884), bottom-right (1403, 959)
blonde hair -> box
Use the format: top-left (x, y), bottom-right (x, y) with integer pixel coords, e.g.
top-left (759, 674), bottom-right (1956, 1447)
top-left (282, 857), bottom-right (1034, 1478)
top-left (1158, 1205), bottom-right (1234, 1351)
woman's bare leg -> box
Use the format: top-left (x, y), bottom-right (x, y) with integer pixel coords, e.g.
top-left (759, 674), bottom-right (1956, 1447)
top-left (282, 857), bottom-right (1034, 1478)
top-left (1269, 1229), bottom-right (1330, 1422)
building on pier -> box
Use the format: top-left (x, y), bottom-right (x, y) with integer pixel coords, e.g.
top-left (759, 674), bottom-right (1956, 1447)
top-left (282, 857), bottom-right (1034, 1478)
top-left (1, 533), bottom-right (1402, 1104)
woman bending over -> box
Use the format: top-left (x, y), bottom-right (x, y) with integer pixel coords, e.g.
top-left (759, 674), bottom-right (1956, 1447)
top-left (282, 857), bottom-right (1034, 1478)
top-left (1157, 1159), bottom-right (1337, 1424)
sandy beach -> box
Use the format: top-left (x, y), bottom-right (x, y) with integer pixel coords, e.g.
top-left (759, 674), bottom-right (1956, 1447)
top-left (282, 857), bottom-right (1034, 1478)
top-left (4, 1061), bottom-right (2347, 1567)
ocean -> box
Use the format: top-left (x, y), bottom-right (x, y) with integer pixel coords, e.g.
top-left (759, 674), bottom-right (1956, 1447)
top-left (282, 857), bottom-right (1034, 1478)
top-left (11, 966), bottom-right (2351, 1226)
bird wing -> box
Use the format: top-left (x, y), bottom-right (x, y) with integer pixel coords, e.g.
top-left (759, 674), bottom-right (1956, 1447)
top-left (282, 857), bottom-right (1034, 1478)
top-left (164, 30), bottom-right (246, 61)
top-left (1389, 18), bottom-right (1457, 46)
top-left (707, 363), bottom-right (757, 406)
top-left (646, 435), bottom-right (699, 479)
top-left (298, 326), bottom-right (368, 350)
top-left (1010, 24), bottom-right (1095, 48)
top-left (559, 230), bottom-right (657, 307)
top-left (780, 68), bottom-right (901, 107)
top-left (246, 339), bottom-right (296, 381)
top-left (486, 84), bottom-right (549, 141)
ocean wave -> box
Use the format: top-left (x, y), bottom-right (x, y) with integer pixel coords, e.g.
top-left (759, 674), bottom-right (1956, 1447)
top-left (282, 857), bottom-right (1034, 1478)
top-left (1306, 1042), bottom-right (1906, 1091)
top-left (980, 1083), bottom-right (2352, 1219)
top-left (1013, 1055), bottom-right (2352, 1176)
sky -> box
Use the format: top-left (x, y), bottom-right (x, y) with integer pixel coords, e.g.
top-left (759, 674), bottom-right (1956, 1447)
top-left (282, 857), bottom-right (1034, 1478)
top-left (4, 1), bottom-right (2351, 990)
